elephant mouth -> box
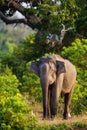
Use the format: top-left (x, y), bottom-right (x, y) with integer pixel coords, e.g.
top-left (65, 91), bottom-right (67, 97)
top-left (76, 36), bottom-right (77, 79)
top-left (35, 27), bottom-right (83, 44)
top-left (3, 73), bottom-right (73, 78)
top-left (49, 74), bottom-right (56, 85)
top-left (49, 82), bottom-right (56, 87)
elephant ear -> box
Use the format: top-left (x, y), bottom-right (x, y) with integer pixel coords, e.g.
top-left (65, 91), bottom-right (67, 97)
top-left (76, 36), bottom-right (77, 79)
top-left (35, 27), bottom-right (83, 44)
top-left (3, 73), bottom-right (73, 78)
top-left (30, 62), bottom-right (39, 76)
top-left (56, 60), bottom-right (66, 75)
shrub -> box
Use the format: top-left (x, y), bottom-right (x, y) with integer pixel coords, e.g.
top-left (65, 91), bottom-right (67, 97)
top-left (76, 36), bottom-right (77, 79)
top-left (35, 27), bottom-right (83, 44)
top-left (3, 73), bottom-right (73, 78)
top-left (0, 66), bottom-right (37, 130)
top-left (61, 38), bottom-right (87, 114)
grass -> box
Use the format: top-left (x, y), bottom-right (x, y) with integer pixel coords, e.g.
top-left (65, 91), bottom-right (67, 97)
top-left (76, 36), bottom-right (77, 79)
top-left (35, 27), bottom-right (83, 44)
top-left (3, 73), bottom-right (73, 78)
top-left (37, 121), bottom-right (87, 130)
top-left (30, 102), bottom-right (87, 130)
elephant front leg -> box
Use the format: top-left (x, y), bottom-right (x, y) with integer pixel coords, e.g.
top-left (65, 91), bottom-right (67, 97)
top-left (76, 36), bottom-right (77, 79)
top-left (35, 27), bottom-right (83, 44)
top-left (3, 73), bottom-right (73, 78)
top-left (50, 84), bottom-right (58, 119)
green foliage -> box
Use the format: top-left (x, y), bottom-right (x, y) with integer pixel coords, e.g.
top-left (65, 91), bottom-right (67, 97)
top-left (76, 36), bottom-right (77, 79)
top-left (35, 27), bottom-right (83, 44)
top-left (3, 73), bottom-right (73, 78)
top-left (0, 67), bottom-right (37, 130)
top-left (0, 66), bottom-right (20, 96)
top-left (38, 122), bottom-right (87, 130)
top-left (76, 0), bottom-right (87, 37)
top-left (1, 33), bottom-right (87, 115)
top-left (74, 122), bottom-right (87, 129)
top-left (0, 33), bottom-right (52, 82)
top-left (0, 0), bottom-right (87, 128)
top-left (61, 38), bottom-right (87, 114)
top-left (0, 0), bottom-right (5, 3)
top-left (0, 0), bottom-right (87, 41)
top-left (22, 62), bottom-right (42, 102)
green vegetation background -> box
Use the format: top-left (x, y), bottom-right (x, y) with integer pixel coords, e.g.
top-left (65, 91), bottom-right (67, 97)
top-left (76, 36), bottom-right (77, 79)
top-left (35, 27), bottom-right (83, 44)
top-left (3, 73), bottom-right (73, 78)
top-left (0, 21), bottom-right (87, 129)
top-left (0, 0), bottom-right (87, 128)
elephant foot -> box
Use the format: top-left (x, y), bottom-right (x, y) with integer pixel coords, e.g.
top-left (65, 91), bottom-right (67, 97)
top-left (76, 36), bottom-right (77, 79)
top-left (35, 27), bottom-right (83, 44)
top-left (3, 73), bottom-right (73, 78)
top-left (42, 115), bottom-right (55, 120)
top-left (63, 116), bottom-right (68, 120)
top-left (68, 113), bottom-right (71, 118)
top-left (42, 116), bottom-right (50, 120)
top-left (42, 117), bottom-right (48, 120)
top-left (51, 115), bottom-right (55, 120)
top-left (63, 113), bottom-right (71, 120)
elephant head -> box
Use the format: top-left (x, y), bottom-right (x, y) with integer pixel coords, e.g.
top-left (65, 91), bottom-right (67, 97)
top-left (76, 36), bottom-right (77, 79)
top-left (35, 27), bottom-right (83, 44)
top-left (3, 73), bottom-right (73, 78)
top-left (30, 56), bottom-right (66, 119)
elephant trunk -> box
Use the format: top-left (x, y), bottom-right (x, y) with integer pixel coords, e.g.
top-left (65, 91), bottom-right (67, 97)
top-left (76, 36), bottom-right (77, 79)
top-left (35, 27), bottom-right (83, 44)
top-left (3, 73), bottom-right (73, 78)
top-left (40, 63), bottom-right (49, 118)
top-left (41, 83), bottom-right (48, 118)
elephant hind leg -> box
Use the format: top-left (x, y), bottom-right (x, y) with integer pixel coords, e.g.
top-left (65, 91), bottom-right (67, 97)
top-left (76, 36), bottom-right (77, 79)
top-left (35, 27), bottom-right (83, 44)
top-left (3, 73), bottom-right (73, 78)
top-left (63, 93), bottom-right (70, 119)
top-left (63, 90), bottom-right (73, 119)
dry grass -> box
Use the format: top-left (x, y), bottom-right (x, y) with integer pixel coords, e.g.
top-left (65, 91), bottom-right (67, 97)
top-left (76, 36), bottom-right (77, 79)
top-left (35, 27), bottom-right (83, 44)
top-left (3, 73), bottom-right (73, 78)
top-left (31, 103), bottom-right (87, 126)
top-left (38, 114), bottom-right (87, 126)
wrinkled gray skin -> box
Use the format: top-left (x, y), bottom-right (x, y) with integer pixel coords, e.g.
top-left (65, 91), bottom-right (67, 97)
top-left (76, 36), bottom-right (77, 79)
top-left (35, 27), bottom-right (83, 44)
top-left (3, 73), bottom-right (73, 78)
top-left (30, 54), bottom-right (76, 120)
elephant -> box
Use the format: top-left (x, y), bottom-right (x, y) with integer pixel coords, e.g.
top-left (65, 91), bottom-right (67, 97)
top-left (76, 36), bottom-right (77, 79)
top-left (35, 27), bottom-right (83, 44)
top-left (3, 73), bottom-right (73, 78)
top-left (29, 54), bottom-right (76, 120)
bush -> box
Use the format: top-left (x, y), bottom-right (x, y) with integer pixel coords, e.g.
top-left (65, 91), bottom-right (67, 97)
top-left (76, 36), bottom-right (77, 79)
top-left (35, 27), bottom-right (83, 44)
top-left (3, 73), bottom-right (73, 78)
top-left (0, 66), bottom-right (37, 130)
top-left (61, 38), bottom-right (87, 114)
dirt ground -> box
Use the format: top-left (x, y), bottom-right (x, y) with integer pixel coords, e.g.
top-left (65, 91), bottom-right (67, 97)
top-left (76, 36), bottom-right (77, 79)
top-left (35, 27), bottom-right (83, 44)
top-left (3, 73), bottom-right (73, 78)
top-left (31, 103), bottom-right (87, 128)
top-left (37, 113), bottom-right (87, 130)
top-left (37, 112), bottom-right (87, 125)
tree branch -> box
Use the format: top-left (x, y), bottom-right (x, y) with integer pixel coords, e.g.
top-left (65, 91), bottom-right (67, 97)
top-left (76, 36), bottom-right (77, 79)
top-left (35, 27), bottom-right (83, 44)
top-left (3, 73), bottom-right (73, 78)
top-left (0, 11), bottom-right (29, 25)
top-left (0, 11), bottom-right (41, 29)
top-left (8, 0), bottom-right (25, 16)
top-left (0, 1), bottom-right (41, 29)
top-left (46, 24), bottom-right (74, 47)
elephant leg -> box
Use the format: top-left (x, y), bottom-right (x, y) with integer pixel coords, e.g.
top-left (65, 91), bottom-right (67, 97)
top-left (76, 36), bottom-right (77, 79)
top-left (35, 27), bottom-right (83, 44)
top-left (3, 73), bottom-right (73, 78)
top-left (50, 84), bottom-right (58, 119)
top-left (42, 87), bottom-right (48, 119)
top-left (63, 92), bottom-right (72, 119)
top-left (48, 87), bottom-right (51, 118)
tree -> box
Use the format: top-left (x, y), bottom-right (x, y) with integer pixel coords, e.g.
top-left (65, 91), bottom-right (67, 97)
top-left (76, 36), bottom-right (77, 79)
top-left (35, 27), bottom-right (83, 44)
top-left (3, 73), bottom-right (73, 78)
top-left (75, 0), bottom-right (87, 37)
top-left (0, 0), bottom-right (87, 41)
top-left (1, 0), bottom-right (87, 57)
top-left (0, 1), bottom-right (78, 34)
